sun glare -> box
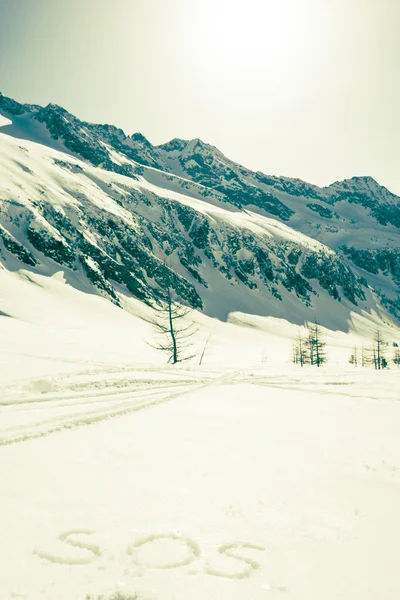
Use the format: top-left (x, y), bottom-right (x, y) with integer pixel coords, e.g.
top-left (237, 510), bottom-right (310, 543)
top-left (183, 0), bottom-right (324, 83)
top-left (185, 0), bottom-right (318, 74)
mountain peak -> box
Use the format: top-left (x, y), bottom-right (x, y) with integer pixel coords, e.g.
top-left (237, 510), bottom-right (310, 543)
top-left (157, 137), bottom-right (213, 154)
top-left (157, 138), bottom-right (191, 152)
top-left (131, 132), bottom-right (152, 146)
top-left (42, 102), bottom-right (70, 115)
top-left (327, 175), bottom-right (382, 193)
top-left (347, 175), bottom-right (380, 188)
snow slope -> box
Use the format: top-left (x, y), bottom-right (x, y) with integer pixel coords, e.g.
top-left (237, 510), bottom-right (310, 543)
top-left (0, 243), bottom-right (399, 600)
top-left (1, 370), bottom-right (400, 600)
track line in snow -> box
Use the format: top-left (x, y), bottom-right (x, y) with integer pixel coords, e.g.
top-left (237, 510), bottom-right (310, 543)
top-left (242, 378), bottom-right (397, 401)
top-left (0, 385), bottom-right (197, 446)
top-left (0, 378), bottom-right (202, 407)
top-left (0, 386), bottom-right (192, 434)
top-left (0, 370), bottom-right (239, 447)
top-left (0, 365), bottom-right (214, 404)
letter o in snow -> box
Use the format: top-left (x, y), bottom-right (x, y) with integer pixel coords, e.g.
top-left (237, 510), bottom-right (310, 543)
top-left (128, 533), bottom-right (200, 569)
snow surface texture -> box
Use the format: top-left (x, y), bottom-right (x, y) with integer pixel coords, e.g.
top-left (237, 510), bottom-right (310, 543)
top-left (1, 93), bottom-right (400, 599)
top-left (1, 370), bottom-right (400, 599)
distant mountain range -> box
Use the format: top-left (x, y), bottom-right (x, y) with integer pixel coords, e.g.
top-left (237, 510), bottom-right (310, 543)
top-left (1, 91), bottom-right (399, 331)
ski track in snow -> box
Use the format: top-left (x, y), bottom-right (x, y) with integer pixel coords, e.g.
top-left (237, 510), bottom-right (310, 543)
top-left (0, 367), bottom-right (240, 447)
top-left (0, 367), bottom-right (395, 447)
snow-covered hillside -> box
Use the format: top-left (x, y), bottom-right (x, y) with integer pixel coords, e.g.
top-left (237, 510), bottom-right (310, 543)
top-left (1, 91), bottom-right (400, 336)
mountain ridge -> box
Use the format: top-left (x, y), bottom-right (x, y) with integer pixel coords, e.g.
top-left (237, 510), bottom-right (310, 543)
top-left (1, 91), bottom-right (396, 199)
top-left (0, 91), bottom-right (399, 333)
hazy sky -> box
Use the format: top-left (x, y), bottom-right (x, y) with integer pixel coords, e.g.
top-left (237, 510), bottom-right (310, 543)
top-left (1, 0), bottom-right (399, 193)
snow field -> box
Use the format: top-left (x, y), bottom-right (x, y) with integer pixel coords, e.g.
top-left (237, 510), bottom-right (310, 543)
top-left (1, 376), bottom-right (400, 599)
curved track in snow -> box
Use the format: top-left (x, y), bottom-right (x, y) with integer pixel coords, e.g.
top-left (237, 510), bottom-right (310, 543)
top-left (0, 367), bottom-right (238, 446)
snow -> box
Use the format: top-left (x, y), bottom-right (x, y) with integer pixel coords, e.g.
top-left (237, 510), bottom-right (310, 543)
top-left (1, 369), bottom-right (400, 599)
top-left (0, 259), bottom-right (400, 599)
top-left (0, 268), bottom-right (158, 384)
top-left (1, 98), bottom-right (400, 600)
top-left (0, 114), bottom-right (12, 127)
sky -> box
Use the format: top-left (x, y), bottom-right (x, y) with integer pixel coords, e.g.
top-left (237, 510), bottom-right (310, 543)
top-left (0, 0), bottom-right (399, 194)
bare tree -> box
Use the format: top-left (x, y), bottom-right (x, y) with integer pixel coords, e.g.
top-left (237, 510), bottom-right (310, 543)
top-left (350, 346), bottom-right (370, 367)
top-left (361, 345), bottom-right (367, 367)
top-left (393, 347), bottom-right (400, 368)
top-left (150, 287), bottom-right (197, 364)
top-left (199, 335), bottom-right (211, 366)
top-left (307, 321), bottom-right (327, 367)
top-left (372, 329), bottom-right (388, 370)
top-left (349, 346), bottom-right (358, 366)
top-left (292, 331), bottom-right (309, 367)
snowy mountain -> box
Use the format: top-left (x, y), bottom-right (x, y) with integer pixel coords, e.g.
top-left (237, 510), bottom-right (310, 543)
top-left (2, 94), bottom-right (400, 600)
top-left (0, 91), bottom-right (399, 335)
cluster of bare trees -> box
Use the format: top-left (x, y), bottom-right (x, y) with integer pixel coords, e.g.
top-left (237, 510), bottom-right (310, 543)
top-left (292, 321), bottom-right (327, 367)
top-left (349, 329), bottom-right (400, 369)
top-left (291, 323), bottom-right (400, 370)
top-left (348, 346), bottom-right (367, 367)
top-left (149, 282), bottom-right (399, 371)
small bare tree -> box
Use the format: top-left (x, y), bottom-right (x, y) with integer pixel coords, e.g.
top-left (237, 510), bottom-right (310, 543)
top-left (150, 287), bottom-right (197, 364)
top-left (372, 328), bottom-right (388, 370)
top-left (361, 345), bottom-right (367, 367)
top-left (393, 347), bottom-right (400, 368)
top-left (292, 331), bottom-right (309, 367)
top-left (199, 335), bottom-right (211, 366)
top-left (307, 321), bottom-right (327, 367)
top-left (349, 346), bottom-right (358, 366)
